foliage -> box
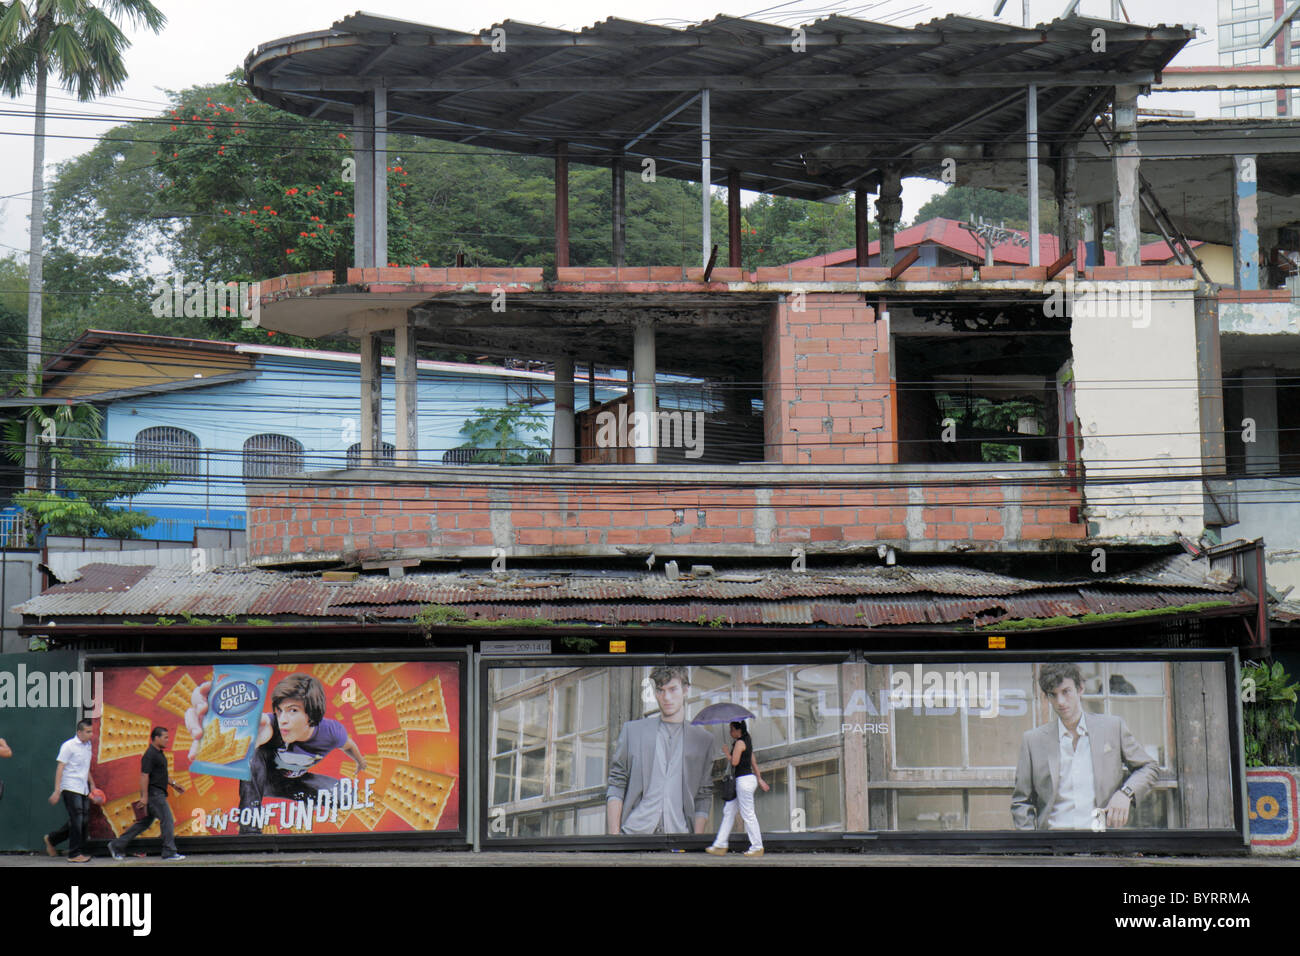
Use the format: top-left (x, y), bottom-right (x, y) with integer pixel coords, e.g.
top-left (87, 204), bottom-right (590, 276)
top-left (982, 601), bottom-right (1234, 630)
top-left (936, 393), bottom-right (1045, 463)
top-left (738, 193), bottom-right (862, 268)
top-left (0, 1), bottom-right (167, 101)
top-left (4, 403), bottom-right (169, 538)
top-left (559, 636), bottom-right (599, 653)
top-left (914, 185), bottom-right (1059, 234)
top-left (36, 77), bottom-right (878, 356)
top-left (0, 0), bottom-right (167, 371)
top-left (414, 603), bottom-right (556, 638)
top-left (457, 403), bottom-right (550, 464)
top-left (1243, 660), bottom-right (1300, 768)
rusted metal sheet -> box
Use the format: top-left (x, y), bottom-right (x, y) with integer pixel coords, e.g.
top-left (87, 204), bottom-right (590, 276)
top-left (17, 560), bottom-right (1253, 631)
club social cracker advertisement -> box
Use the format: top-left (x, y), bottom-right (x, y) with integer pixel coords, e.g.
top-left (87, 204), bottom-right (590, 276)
top-left (90, 660), bottom-right (460, 840)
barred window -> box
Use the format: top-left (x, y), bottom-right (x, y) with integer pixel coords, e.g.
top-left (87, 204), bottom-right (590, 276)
top-left (243, 433), bottom-right (304, 479)
top-left (134, 427), bottom-right (201, 477)
top-left (346, 441), bottom-right (396, 468)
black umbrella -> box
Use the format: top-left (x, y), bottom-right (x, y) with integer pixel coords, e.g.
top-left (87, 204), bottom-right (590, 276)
top-left (691, 702), bottom-right (757, 725)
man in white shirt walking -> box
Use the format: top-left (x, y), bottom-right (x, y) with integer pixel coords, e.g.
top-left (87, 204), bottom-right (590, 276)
top-left (46, 719), bottom-right (97, 863)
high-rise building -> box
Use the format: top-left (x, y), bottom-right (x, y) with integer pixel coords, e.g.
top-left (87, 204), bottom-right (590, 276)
top-left (1217, 0), bottom-right (1300, 116)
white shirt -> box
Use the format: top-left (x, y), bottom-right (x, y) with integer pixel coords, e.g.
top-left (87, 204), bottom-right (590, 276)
top-left (621, 719), bottom-right (688, 835)
top-left (1047, 712), bottom-right (1095, 830)
top-left (56, 736), bottom-right (93, 795)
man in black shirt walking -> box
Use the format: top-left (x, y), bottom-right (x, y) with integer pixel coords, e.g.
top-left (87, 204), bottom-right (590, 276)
top-left (109, 726), bottom-right (187, 862)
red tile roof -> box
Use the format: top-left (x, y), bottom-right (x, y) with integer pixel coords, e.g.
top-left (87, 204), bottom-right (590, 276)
top-left (787, 217), bottom-right (1199, 268)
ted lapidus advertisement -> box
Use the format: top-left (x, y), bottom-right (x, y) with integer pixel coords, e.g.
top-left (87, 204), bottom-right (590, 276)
top-left (89, 661), bottom-right (460, 839)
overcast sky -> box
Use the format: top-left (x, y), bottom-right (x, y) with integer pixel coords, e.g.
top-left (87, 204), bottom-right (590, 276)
top-left (0, 0), bottom-right (1224, 264)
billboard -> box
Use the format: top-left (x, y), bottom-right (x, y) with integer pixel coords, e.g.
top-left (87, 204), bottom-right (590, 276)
top-left (90, 660), bottom-right (460, 840)
top-left (482, 657), bottom-right (1237, 841)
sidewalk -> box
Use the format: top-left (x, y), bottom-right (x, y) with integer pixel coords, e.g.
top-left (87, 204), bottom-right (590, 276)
top-left (5, 849), bottom-right (1294, 866)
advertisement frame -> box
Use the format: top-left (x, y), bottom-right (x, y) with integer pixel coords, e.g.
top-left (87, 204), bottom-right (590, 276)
top-left (86, 648), bottom-right (469, 853)
top-left (478, 648), bottom-right (1247, 854)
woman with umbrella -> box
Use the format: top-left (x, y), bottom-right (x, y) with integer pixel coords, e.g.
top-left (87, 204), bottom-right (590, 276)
top-left (704, 716), bottom-right (770, 857)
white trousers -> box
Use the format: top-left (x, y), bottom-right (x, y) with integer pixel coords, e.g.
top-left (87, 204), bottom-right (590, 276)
top-left (711, 773), bottom-right (762, 850)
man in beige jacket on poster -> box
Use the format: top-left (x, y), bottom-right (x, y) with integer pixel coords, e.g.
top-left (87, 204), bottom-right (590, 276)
top-left (1012, 662), bottom-right (1158, 830)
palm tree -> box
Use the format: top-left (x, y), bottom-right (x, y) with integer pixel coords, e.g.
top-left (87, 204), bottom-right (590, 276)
top-left (0, 0), bottom-right (165, 486)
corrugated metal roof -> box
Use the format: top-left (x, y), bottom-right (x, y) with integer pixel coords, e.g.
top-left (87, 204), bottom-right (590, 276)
top-left (17, 554), bottom-right (1250, 631)
top-left (1272, 600), bottom-right (1300, 624)
top-left (245, 14), bottom-right (1192, 202)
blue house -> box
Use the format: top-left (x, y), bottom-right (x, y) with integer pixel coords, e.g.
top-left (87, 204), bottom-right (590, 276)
top-left (37, 331), bottom-right (626, 541)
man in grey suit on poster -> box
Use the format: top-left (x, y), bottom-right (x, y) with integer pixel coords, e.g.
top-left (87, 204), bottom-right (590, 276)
top-left (606, 665), bottom-right (714, 835)
top-left (1011, 662), bottom-right (1159, 830)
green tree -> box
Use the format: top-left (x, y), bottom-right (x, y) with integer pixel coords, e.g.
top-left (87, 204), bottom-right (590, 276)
top-left (0, 0), bottom-right (166, 425)
top-left (739, 193), bottom-right (863, 268)
top-left (457, 403), bottom-right (549, 464)
top-left (3, 403), bottom-right (168, 538)
top-left (914, 185), bottom-right (1058, 234)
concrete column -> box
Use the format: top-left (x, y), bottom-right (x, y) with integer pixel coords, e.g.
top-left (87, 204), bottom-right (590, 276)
top-left (352, 103), bottom-right (374, 268)
top-left (1086, 204), bottom-right (1105, 267)
top-left (1057, 141), bottom-right (1079, 264)
top-left (632, 319), bottom-right (656, 464)
top-left (728, 168), bottom-right (742, 269)
top-left (1242, 367), bottom-right (1279, 474)
top-left (612, 154), bottom-right (626, 269)
top-left (1027, 83), bottom-right (1040, 267)
top-left (555, 141), bottom-right (569, 269)
top-left (855, 184), bottom-right (869, 267)
top-left (360, 332), bottom-right (383, 466)
top-left (393, 319), bottom-right (418, 465)
top-left (701, 89), bottom-right (711, 267)
top-left (372, 87), bottom-right (388, 269)
top-left (553, 355), bottom-right (575, 465)
top-left (876, 168), bottom-right (903, 268)
top-left (1112, 85), bottom-right (1141, 267)
top-left (1232, 154), bottom-right (1260, 290)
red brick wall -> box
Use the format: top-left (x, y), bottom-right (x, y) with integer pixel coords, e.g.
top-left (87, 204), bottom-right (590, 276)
top-left (763, 293), bottom-right (895, 465)
top-left (247, 481), bottom-right (1084, 565)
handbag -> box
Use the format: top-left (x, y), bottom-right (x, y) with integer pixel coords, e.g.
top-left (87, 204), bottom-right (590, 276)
top-left (718, 757), bottom-right (737, 802)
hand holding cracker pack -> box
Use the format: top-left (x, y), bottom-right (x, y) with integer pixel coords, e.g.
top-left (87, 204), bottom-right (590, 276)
top-left (189, 665), bottom-right (273, 781)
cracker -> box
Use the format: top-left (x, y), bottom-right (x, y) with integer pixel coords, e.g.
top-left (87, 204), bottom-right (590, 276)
top-left (263, 824), bottom-right (278, 835)
top-left (103, 794), bottom-right (159, 838)
top-left (192, 725), bottom-right (241, 764)
top-left (194, 775), bottom-right (214, 795)
top-left (312, 662), bottom-right (352, 685)
top-left (371, 661), bottom-right (402, 675)
top-left (157, 673), bottom-right (198, 718)
top-left (173, 727), bottom-right (192, 751)
top-left (381, 766), bottom-right (455, 830)
top-left (172, 771), bottom-right (193, 791)
top-left (351, 708), bottom-right (377, 736)
top-left (371, 674), bottom-right (404, 710)
top-left (99, 705), bottom-right (153, 762)
top-left (333, 687), bottom-right (369, 709)
top-left (340, 757), bottom-right (381, 781)
top-left (134, 673), bottom-right (162, 701)
top-left (375, 730), bottom-right (408, 761)
top-left (395, 677), bottom-right (450, 733)
top-left (348, 801), bottom-right (386, 831)
top-left (146, 666), bottom-right (176, 679)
